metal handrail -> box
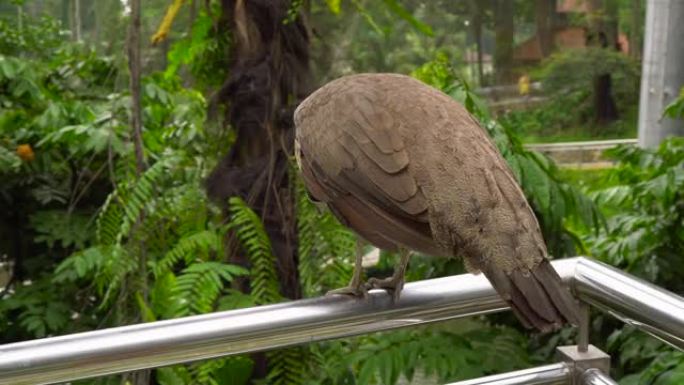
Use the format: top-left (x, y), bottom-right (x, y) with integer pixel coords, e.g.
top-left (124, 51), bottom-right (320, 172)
top-left (445, 363), bottom-right (571, 385)
top-left (581, 369), bottom-right (620, 385)
top-left (0, 257), bottom-right (682, 385)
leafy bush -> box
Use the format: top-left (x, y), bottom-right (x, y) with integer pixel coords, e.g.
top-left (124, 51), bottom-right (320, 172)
top-left (584, 138), bottom-right (684, 384)
top-left (502, 48), bottom-right (640, 141)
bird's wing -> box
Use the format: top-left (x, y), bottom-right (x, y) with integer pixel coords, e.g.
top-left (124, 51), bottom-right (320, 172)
top-left (398, 86), bottom-right (579, 331)
top-left (294, 77), bottom-right (441, 255)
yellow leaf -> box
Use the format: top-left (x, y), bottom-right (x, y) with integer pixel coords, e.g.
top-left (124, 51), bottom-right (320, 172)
top-left (151, 0), bottom-right (186, 45)
top-left (326, 0), bottom-right (341, 14)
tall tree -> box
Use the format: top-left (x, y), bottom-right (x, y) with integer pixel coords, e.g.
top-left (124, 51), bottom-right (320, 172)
top-left (205, 0), bottom-right (310, 321)
top-left (494, 0), bottom-right (514, 84)
top-left (630, 0), bottom-right (642, 59)
top-left (536, 0), bottom-right (555, 57)
top-left (468, 0), bottom-right (486, 86)
top-left (126, 0), bottom-right (149, 383)
top-left (586, 0), bottom-right (619, 123)
top-left (205, 2), bottom-right (311, 378)
top-left (71, 0), bottom-right (82, 42)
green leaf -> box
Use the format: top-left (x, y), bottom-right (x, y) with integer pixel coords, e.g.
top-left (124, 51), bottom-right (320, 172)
top-left (135, 292), bottom-right (157, 322)
top-left (381, 0), bottom-right (433, 36)
top-left (520, 155), bottom-right (551, 212)
top-left (157, 367), bottom-right (191, 385)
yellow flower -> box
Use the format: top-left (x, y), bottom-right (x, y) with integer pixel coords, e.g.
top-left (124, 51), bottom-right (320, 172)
top-left (16, 144), bottom-right (35, 161)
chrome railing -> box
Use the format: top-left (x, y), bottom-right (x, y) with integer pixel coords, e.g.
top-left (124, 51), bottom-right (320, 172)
top-left (0, 257), bottom-right (682, 385)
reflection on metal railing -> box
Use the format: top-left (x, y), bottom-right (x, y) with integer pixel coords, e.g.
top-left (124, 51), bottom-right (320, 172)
top-left (445, 363), bottom-right (571, 385)
top-left (0, 257), bottom-right (682, 385)
top-left (581, 369), bottom-right (620, 385)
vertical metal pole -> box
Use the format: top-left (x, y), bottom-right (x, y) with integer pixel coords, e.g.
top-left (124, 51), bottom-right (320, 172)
top-left (637, 0), bottom-right (684, 147)
top-left (577, 303), bottom-right (590, 353)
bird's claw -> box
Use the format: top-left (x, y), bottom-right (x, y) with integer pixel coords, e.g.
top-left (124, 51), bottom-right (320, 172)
top-left (365, 276), bottom-right (405, 302)
top-left (326, 284), bottom-right (369, 299)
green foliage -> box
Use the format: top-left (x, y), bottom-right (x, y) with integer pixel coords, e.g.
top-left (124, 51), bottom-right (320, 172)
top-left (164, 11), bottom-right (230, 90)
top-left (588, 138), bottom-right (684, 290)
top-left (0, 13), bottom-right (268, 384)
top-left (310, 1), bottom-right (464, 79)
top-left (0, 16), bottom-right (64, 57)
top-left (581, 138), bottom-right (684, 384)
top-left (228, 196), bottom-right (308, 385)
top-left (2, 6), bottom-right (674, 385)
top-left (302, 321), bottom-right (531, 385)
top-left (540, 48), bottom-right (640, 98)
top-left (502, 48), bottom-right (640, 141)
top-left (606, 327), bottom-right (684, 385)
top-left (174, 262), bottom-right (248, 315)
top-left (228, 196), bottom-right (282, 305)
top-left (663, 87), bottom-right (684, 119)
top-left (295, 169), bottom-right (357, 296)
top-left (379, 0), bottom-right (433, 36)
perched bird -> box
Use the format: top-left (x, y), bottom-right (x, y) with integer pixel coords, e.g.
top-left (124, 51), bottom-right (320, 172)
top-left (294, 73), bottom-right (579, 332)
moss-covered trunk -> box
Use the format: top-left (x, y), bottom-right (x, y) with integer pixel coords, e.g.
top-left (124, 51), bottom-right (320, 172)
top-left (206, 0), bottom-right (310, 302)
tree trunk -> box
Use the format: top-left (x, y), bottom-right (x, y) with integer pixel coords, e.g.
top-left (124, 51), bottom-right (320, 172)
top-left (494, 0), bottom-right (515, 84)
top-left (207, 0), bottom-right (310, 300)
top-left (586, 0), bottom-right (619, 124)
top-left (127, 0), bottom-right (146, 175)
top-left (631, 0), bottom-right (642, 59)
top-left (61, 0), bottom-right (70, 31)
top-left (16, 5), bottom-right (23, 33)
top-left (536, 0), bottom-right (554, 57)
top-left (127, 0), bottom-right (149, 382)
top-left (72, 0), bottom-right (82, 42)
top-left (206, 1), bottom-right (311, 376)
top-left (468, 0), bottom-right (485, 86)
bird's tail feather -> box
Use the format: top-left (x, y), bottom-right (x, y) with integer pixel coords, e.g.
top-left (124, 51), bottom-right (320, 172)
top-left (483, 259), bottom-right (580, 332)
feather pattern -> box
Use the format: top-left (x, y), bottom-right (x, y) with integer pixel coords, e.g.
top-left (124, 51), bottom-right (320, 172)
top-left (294, 73), bottom-right (579, 331)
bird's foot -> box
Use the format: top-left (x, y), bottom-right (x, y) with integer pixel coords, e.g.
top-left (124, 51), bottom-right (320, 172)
top-left (365, 276), bottom-right (405, 302)
top-left (326, 283), bottom-right (368, 298)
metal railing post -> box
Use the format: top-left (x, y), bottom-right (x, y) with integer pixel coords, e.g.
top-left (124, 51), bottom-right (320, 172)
top-left (572, 258), bottom-right (684, 350)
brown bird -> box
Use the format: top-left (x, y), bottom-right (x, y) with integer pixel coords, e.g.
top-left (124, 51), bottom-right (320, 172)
top-left (294, 73), bottom-right (579, 332)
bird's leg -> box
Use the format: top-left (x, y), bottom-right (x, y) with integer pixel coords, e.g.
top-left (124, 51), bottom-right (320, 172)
top-left (365, 248), bottom-right (411, 301)
top-left (326, 238), bottom-right (368, 298)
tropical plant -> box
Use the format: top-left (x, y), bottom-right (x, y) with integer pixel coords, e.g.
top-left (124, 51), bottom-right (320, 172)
top-left (578, 137), bottom-right (684, 385)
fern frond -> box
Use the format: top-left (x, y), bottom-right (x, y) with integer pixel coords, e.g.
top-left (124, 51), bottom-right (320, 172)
top-left (117, 157), bottom-right (175, 242)
top-left (173, 261), bottom-right (248, 316)
top-left (190, 357), bottom-right (227, 385)
top-left (267, 347), bottom-right (307, 385)
top-left (294, 174), bottom-right (356, 295)
top-left (96, 191), bottom-right (123, 245)
top-left (154, 230), bottom-right (223, 277)
top-left (53, 246), bottom-right (107, 283)
top-left (228, 196), bottom-right (281, 305)
top-left (99, 245), bottom-right (137, 307)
